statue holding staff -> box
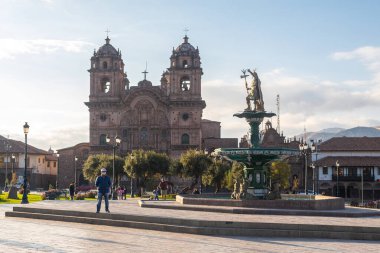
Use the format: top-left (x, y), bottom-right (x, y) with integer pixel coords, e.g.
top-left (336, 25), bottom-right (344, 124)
top-left (241, 68), bottom-right (265, 111)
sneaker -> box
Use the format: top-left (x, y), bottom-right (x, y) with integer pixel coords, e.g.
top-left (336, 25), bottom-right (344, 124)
top-left (106, 210), bottom-right (110, 213)
top-left (96, 211), bottom-right (99, 213)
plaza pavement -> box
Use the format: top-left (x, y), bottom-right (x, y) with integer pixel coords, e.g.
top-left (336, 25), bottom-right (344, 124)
top-left (1, 200), bottom-right (380, 252)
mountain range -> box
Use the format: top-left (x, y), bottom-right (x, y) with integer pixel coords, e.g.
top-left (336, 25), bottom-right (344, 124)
top-left (295, 126), bottom-right (380, 143)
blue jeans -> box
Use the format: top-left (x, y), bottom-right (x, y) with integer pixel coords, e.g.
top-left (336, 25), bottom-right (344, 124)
top-left (97, 192), bottom-right (109, 212)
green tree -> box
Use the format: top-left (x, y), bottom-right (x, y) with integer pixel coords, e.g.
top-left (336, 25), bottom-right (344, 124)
top-left (124, 150), bottom-right (171, 195)
top-left (202, 159), bottom-right (231, 193)
top-left (179, 149), bottom-right (212, 189)
top-left (11, 172), bottom-right (18, 185)
top-left (83, 154), bottom-right (124, 183)
top-left (270, 160), bottom-right (291, 192)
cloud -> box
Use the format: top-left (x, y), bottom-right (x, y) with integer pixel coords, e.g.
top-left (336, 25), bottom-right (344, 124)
top-left (203, 48), bottom-right (380, 139)
top-left (0, 39), bottom-right (93, 59)
top-left (332, 46), bottom-right (380, 75)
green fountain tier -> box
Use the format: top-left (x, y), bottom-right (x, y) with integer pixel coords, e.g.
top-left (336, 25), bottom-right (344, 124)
top-left (234, 110), bottom-right (276, 148)
top-left (215, 147), bottom-right (299, 197)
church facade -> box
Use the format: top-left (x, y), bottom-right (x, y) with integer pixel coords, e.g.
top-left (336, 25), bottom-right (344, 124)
top-left (85, 35), bottom-right (235, 157)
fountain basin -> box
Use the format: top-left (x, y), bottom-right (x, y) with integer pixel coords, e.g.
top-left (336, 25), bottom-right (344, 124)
top-left (176, 193), bottom-right (344, 210)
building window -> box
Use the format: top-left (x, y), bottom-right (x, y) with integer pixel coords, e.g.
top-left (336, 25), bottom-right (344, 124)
top-left (180, 76), bottom-right (190, 91)
top-left (140, 127), bottom-right (148, 142)
top-left (378, 167), bottom-right (380, 175)
top-left (47, 161), bottom-right (50, 167)
top-left (122, 129), bottom-right (128, 138)
top-left (101, 78), bottom-right (111, 93)
top-left (100, 134), bottom-right (107, 145)
top-left (182, 113), bottom-right (189, 121)
top-left (38, 158), bottom-right (40, 163)
top-left (183, 60), bottom-right (188, 68)
top-left (100, 113), bottom-right (107, 122)
top-left (103, 61), bottom-right (108, 69)
top-left (54, 162), bottom-right (56, 167)
top-left (322, 167), bottom-right (328, 175)
top-left (181, 133), bottom-right (190, 145)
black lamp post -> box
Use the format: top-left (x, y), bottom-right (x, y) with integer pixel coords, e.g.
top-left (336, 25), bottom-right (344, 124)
top-left (3, 139), bottom-right (11, 191)
top-left (74, 156), bottom-right (78, 187)
top-left (21, 122), bottom-right (29, 204)
top-left (55, 152), bottom-right (60, 189)
top-left (130, 154), bottom-right (134, 198)
top-left (299, 141), bottom-right (309, 194)
top-left (11, 154), bottom-right (15, 177)
top-left (311, 139), bottom-right (322, 194)
top-left (335, 160), bottom-right (340, 197)
top-left (106, 135), bottom-right (121, 200)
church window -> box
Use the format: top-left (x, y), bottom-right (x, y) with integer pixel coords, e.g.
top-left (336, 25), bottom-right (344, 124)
top-left (122, 129), bottom-right (128, 138)
top-left (103, 61), bottom-right (108, 69)
top-left (183, 60), bottom-right (188, 68)
top-left (101, 78), bottom-right (111, 93)
top-left (181, 133), bottom-right (190, 145)
top-left (140, 127), bottom-right (148, 142)
top-left (180, 76), bottom-right (190, 91)
top-left (100, 114), bottom-right (107, 122)
top-left (100, 134), bottom-right (107, 145)
top-left (182, 113), bottom-right (189, 121)
top-left (162, 129), bottom-right (167, 139)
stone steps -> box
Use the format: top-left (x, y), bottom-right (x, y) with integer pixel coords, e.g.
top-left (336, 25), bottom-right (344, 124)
top-left (139, 200), bottom-right (380, 217)
top-left (5, 207), bottom-right (380, 241)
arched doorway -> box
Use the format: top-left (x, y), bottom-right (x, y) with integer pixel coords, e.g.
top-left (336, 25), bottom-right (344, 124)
top-left (346, 183), bottom-right (358, 198)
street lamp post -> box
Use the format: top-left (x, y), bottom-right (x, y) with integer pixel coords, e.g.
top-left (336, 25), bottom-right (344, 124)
top-left (21, 122), bottom-right (29, 204)
top-left (130, 154), bottom-right (134, 198)
top-left (55, 152), bottom-right (60, 189)
top-left (299, 142), bottom-right (309, 194)
top-left (4, 139), bottom-right (11, 191)
top-left (106, 135), bottom-right (121, 200)
top-left (311, 163), bottom-right (315, 194)
top-left (336, 160), bottom-right (340, 197)
top-left (74, 156), bottom-right (78, 187)
top-left (361, 168), bottom-right (364, 206)
top-left (11, 154), bottom-right (15, 175)
top-left (311, 139), bottom-right (322, 194)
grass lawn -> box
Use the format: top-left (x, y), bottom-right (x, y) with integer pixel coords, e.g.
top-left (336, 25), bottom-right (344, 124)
top-left (0, 193), bottom-right (43, 204)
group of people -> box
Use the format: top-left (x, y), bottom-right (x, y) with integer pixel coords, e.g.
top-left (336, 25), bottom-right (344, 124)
top-left (116, 186), bottom-right (128, 200)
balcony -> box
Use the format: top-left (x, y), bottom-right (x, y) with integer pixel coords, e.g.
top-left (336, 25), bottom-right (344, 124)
top-left (332, 175), bottom-right (374, 182)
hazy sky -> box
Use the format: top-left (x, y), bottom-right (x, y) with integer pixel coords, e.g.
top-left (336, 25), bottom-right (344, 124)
top-left (1, 0), bottom-right (380, 150)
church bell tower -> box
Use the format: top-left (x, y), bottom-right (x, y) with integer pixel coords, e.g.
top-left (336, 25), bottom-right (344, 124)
top-left (86, 36), bottom-right (128, 150)
top-left (162, 35), bottom-right (206, 156)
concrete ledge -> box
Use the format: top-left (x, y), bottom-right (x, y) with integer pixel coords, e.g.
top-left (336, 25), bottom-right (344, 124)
top-left (176, 194), bottom-right (345, 210)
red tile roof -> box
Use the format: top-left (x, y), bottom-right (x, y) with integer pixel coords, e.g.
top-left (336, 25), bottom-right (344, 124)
top-left (0, 135), bottom-right (49, 155)
top-left (319, 137), bottom-right (380, 151)
top-left (316, 156), bottom-right (380, 167)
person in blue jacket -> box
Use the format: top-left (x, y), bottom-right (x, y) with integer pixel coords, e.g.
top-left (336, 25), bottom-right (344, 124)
top-left (95, 168), bottom-right (112, 213)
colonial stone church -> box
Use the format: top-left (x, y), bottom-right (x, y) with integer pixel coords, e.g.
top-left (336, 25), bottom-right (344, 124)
top-left (85, 35), bottom-right (237, 157)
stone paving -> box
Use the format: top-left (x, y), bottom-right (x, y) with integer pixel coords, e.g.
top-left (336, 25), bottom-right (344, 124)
top-left (1, 201), bottom-right (380, 252)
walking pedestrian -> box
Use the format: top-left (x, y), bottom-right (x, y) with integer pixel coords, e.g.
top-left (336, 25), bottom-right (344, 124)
top-left (69, 182), bottom-right (75, 200)
top-left (95, 168), bottom-right (112, 213)
top-left (159, 177), bottom-right (168, 200)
